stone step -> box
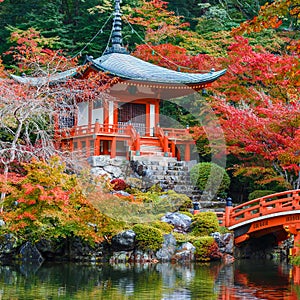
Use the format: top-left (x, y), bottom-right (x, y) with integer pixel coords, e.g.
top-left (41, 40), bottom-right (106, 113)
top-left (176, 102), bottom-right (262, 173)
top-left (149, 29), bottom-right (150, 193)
top-left (131, 155), bottom-right (177, 163)
top-left (140, 145), bottom-right (162, 150)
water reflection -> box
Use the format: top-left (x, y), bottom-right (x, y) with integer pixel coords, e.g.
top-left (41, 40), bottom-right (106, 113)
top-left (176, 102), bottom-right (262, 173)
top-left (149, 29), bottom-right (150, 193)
top-left (0, 260), bottom-right (299, 299)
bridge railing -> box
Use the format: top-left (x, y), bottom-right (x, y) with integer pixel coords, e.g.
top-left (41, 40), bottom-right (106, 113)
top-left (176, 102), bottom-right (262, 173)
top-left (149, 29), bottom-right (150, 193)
top-left (228, 189), bottom-right (300, 227)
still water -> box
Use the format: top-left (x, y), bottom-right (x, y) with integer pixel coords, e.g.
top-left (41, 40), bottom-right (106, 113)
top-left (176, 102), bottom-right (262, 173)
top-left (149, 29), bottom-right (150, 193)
top-left (0, 260), bottom-right (299, 300)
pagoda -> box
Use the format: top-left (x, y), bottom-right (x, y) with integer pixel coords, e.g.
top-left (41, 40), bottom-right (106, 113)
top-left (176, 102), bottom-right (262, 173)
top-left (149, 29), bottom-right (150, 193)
top-left (12, 0), bottom-right (226, 162)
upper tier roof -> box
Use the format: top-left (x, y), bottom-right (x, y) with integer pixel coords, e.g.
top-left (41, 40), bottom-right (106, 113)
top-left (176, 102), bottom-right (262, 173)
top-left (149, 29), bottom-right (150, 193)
top-left (11, 52), bottom-right (226, 88)
top-left (88, 53), bottom-right (226, 85)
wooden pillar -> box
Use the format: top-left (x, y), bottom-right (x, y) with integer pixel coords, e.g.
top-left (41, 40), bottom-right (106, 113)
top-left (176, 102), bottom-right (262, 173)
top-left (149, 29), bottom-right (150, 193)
top-left (111, 137), bottom-right (116, 158)
top-left (171, 142), bottom-right (176, 158)
top-left (94, 137), bottom-right (100, 156)
top-left (86, 138), bottom-right (90, 158)
top-left (88, 101), bottom-right (93, 126)
top-left (155, 100), bottom-right (160, 127)
top-left (145, 103), bottom-right (150, 136)
top-left (135, 133), bottom-right (140, 156)
top-left (103, 102), bottom-right (109, 132)
top-left (164, 135), bottom-right (169, 157)
top-left (94, 120), bottom-right (100, 133)
top-left (114, 102), bottom-right (118, 132)
top-left (293, 266), bottom-right (300, 285)
top-left (184, 143), bottom-right (190, 161)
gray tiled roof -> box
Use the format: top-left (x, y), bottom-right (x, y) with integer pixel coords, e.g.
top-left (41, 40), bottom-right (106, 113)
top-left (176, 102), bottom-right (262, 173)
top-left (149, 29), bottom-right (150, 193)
top-left (90, 53), bottom-right (226, 84)
top-left (11, 53), bottom-right (226, 86)
top-left (10, 68), bottom-right (78, 86)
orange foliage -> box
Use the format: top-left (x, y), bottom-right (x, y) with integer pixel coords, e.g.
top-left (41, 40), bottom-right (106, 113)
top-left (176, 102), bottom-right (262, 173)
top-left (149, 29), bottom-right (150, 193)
top-left (5, 28), bottom-right (77, 74)
top-left (232, 0), bottom-right (300, 54)
top-left (0, 158), bottom-right (114, 244)
top-left (129, 0), bottom-right (192, 44)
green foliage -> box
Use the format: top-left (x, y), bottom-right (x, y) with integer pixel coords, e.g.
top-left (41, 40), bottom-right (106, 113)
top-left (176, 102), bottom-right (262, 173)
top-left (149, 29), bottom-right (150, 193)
top-left (190, 162), bottom-right (230, 198)
top-left (0, 157), bottom-right (119, 246)
top-left (172, 232), bottom-right (193, 244)
top-left (192, 236), bottom-right (216, 261)
top-left (179, 211), bottom-right (194, 219)
top-left (171, 233), bottom-right (218, 261)
top-left (191, 212), bottom-right (220, 236)
top-left (290, 255), bottom-right (300, 266)
top-left (149, 221), bottom-right (174, 234)
top-left (132, 224), bottom-right (163, 251)
top-left (248, 190), bottom-right (276, 200)
top-left (164, 190), bottom-right (192, 211)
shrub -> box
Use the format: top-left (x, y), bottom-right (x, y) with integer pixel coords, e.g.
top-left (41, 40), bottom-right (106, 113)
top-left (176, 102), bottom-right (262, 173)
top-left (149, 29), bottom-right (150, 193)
top-left (0, 158), bottom-right (117, 246)
top-left (248, 190), bottom-right (276, 200)
top-left (290, 255), bottom-right (300, 266)
top-left (149, 221), bottom-right (174, 234)
top-left (132, 224), bottom-right (164, 251)
top-left (179, 211), bottom-right (194, 219)
top-left (164, 190), bottom-right (193, 211)
top-left (172, 232), bottom-right (193, 244)
top-left (192, 236), bottom-right (217, 261)
top-left (190, 162), bottom-right (230, 198)
top-left (191, 212), bottom-right (220, 236)
top-left (110, 178), bottom-right (128, 191)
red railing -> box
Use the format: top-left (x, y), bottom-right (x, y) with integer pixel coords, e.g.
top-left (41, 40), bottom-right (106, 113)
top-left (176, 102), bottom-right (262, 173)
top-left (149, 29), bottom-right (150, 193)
top-left (126, 124), bottom-right (140, 154)
top-left (156, 126), bottom-right (169, 155)
top-left (162, 127), bottom-right (191, 140)
top-left (58, 123), bottom-right (129, 138)
top-left (227, 189), bottom-right (300, 228)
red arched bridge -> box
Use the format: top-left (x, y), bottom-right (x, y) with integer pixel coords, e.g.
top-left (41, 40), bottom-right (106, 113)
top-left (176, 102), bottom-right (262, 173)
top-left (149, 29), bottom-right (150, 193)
top-left (220, 189), bottom-right (300, 255)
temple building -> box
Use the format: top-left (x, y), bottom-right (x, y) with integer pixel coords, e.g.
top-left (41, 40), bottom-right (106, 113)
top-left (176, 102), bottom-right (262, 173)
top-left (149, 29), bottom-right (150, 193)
top-left (12, 0), bottom-right (226, 162)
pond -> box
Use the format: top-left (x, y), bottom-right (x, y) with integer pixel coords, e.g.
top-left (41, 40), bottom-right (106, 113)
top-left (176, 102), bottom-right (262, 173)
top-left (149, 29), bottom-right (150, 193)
top-left (0, 260), bottom-right (299, 299)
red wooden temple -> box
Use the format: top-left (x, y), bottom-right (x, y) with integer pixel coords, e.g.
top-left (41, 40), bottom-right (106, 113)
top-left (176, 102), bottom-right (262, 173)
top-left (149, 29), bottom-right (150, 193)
top-left (12, 0), bottom-right (226, 162)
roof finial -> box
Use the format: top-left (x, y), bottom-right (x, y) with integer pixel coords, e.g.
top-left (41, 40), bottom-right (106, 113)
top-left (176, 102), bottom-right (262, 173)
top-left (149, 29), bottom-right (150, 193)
top-left (105, 0), bottom-right (128, 54)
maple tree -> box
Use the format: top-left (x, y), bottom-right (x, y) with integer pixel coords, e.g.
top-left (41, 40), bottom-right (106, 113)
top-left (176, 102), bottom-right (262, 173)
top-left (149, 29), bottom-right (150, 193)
top-left (129, 0), bottom-right (192, 45)
top-left (214, 98), bottom-right (300, 189)
top-left (5, 27), bottom-right (76, 74)
top-left (213, 36), bottom-right (300, 104)
top-left (202, 37), bottom-right (299, 190)
top-left (0, 28), bottom-right (115, 206)
top-left (129, 13), bottom-right (300, 194)
top-left (0, 157), bottom-right (118, 245)
top-left (232, 0), bottom-right (300, 54)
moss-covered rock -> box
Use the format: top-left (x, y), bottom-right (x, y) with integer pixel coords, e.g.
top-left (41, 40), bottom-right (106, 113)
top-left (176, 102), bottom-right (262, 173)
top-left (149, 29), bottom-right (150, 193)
top-left (192, 236), bottom-right (217, 261)
top-left (132, 224), bottom-right (164, 251)
top-left (149, 221), bottom-right (174, 234)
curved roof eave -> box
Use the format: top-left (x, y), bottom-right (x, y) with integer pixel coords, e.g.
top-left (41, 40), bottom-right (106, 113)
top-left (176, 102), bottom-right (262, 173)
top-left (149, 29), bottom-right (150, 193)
top-left (10, 68), bottom-right (78, 86)
top-left (89, 53), bottom-right (226, 85)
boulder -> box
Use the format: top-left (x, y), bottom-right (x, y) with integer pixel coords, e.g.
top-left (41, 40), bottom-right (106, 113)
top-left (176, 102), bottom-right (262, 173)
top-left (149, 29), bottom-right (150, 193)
top-left (89, 156), bottom-right (110, 167)
top-left (129, 250), bottom-right (155, 263)
top-left (0, 234), bottom-right (18, 256)
top-left (109, 251), bottom-right (131, 263)
top-left (103, 165), bottom-right (123, 178)
top-left (211, 232), bottom-right (234, 254)
top-left (19, 242), bottom-right (44, 263)
top-left (161, 212), bottom-right (192, 233)
top-left (172, 242), bottom-right (195, 262)
top-left (111, 230), bottom-right (136, 251)
top-left (91, 167), bottom-right (111, 178)
top-left (156, 234), bottom-right (177, 262)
